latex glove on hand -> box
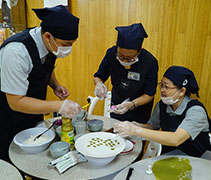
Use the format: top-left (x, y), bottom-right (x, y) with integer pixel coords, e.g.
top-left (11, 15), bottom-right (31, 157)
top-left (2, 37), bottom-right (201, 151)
top-left (113, 121), bottom-right (141, 137)
top-left (58, 100), bottom-right (82, 118)
top-left (131, 121), bottom-right (142, 127)
top-left (94, 81), bottom-right (107, 100)
top-left (54, 85), bottom-right (70, 100)
top-left (113, 101), bottom-right (132, 115)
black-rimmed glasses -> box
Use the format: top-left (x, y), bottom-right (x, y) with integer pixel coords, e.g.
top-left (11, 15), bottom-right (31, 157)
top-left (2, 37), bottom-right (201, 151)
top-left (158, 82), bottom-right (178, 91)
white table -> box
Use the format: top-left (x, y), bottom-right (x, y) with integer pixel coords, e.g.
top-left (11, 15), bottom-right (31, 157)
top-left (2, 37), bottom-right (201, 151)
top-left (0, 159), bottom-right (23, 180)
top-left (113, 155), bottom-right (211, 180)
top-left (9, 115), bottom-right (142, 180)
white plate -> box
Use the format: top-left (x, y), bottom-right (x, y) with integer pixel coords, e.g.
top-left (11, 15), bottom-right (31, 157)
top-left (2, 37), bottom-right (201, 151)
top-left (75, 132), bottom-right (126, 158)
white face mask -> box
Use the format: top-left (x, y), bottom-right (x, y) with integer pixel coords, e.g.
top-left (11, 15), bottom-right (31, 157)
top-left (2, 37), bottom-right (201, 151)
top-left (116, 56), bottom-right (139, 67)
top-left (161, 90), bottom-right (180, 105)
top-left (49, 38), bottom-right (72, 58)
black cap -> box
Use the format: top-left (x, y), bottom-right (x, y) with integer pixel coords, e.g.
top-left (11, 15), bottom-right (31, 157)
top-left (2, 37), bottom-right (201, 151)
top-left (115, 23), bottom-right (148, 50)
top-left (33, 5), bottom-right (79, 40)
top-left (164, 66), bottom-right (199, 97)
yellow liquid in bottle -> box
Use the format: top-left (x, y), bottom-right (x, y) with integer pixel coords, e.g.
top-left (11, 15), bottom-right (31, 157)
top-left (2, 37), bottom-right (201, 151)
top-left (61, 117), bottom-right (74, 150)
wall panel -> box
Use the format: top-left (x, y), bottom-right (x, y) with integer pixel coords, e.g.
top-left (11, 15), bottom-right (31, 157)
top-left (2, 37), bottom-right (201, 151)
top-left (26, 0), bottom-right (43, 27)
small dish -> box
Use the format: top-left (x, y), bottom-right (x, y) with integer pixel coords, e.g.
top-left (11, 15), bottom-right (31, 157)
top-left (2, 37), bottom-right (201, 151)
top-left (121, 140), bottom-right (135, 154)
top-left (49, 141), bottom-right (70, 158)
top-left (87, 119), bottom-right (103, 132)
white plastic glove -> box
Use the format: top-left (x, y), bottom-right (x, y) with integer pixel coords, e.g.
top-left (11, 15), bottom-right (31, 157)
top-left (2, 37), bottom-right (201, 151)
top-left (113, 101), bottom-right (132, 115)
top-left (54, 85), bottom-right (70, 100)
top-left (94, 81), bottom-right (107, 100)
top-left (58, 100), bottom-right (82, 118)
top-left (131, 121), bottom-right (142, 127)
top-left (113, 121), bottom-right (141, 137)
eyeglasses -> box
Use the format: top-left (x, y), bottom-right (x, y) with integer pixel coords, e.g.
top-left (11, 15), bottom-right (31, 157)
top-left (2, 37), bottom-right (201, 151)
top-left (116, 52), bottom-right (139, 62)
top-left (158, 82), bottom-right (178, 91)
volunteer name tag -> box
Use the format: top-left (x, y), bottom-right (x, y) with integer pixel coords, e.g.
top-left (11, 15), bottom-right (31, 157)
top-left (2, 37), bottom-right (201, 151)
top-left (127, 71), bottom-right (140, 81)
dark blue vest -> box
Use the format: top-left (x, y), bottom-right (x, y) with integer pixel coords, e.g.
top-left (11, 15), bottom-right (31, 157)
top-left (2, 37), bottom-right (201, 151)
top-left (108, 46), bottom-right (157, 123)
top-left (0, 28), bottom-right (56, 160)
top-left (159, 100), bottom-right (211, 157)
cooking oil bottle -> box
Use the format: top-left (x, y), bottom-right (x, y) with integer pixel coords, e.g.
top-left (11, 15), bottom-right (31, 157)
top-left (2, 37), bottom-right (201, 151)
top-left (61, 116), bottom-right (74, 150)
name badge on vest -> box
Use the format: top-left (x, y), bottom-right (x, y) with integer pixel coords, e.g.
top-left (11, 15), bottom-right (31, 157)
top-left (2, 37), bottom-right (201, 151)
top-left (127, 71), bottom-right (140, 81)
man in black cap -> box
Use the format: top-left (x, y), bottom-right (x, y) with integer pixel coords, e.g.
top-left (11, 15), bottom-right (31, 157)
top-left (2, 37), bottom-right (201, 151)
top-left (94, 23), bottom-right (158, 123)
top-left (114, 66), bottom-right (211, 157)
top-left (0, 5), bottom-right (81, 161)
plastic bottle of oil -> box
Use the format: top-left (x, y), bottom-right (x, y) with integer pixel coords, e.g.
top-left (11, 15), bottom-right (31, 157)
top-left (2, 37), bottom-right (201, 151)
top-left (61, 116), bottom-right (74, 150)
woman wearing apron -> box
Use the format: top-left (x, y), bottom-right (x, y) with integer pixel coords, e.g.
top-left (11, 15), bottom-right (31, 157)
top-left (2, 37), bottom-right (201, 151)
top-left (114, 66), bottom-right (211, 157)
top-left (94, 23), bottom-right (158, 123)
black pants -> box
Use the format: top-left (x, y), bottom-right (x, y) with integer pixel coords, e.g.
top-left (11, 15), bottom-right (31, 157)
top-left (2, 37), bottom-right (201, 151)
top-left (0, 130), bottom-right (12, 162)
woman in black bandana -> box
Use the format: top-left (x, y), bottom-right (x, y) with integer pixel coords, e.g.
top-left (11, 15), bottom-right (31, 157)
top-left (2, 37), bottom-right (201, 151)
top-left (114, 66), bottom-right (211, 157)
top-left (94, 23), bottom-right (158, 124)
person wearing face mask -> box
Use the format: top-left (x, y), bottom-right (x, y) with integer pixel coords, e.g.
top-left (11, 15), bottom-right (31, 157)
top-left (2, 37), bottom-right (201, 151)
top-left (114, 66), bottom-right (211, 157)
top-left (94, 23), bottom-right (158, 123)
top-left (0, 5), bottom-right (82, 161)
